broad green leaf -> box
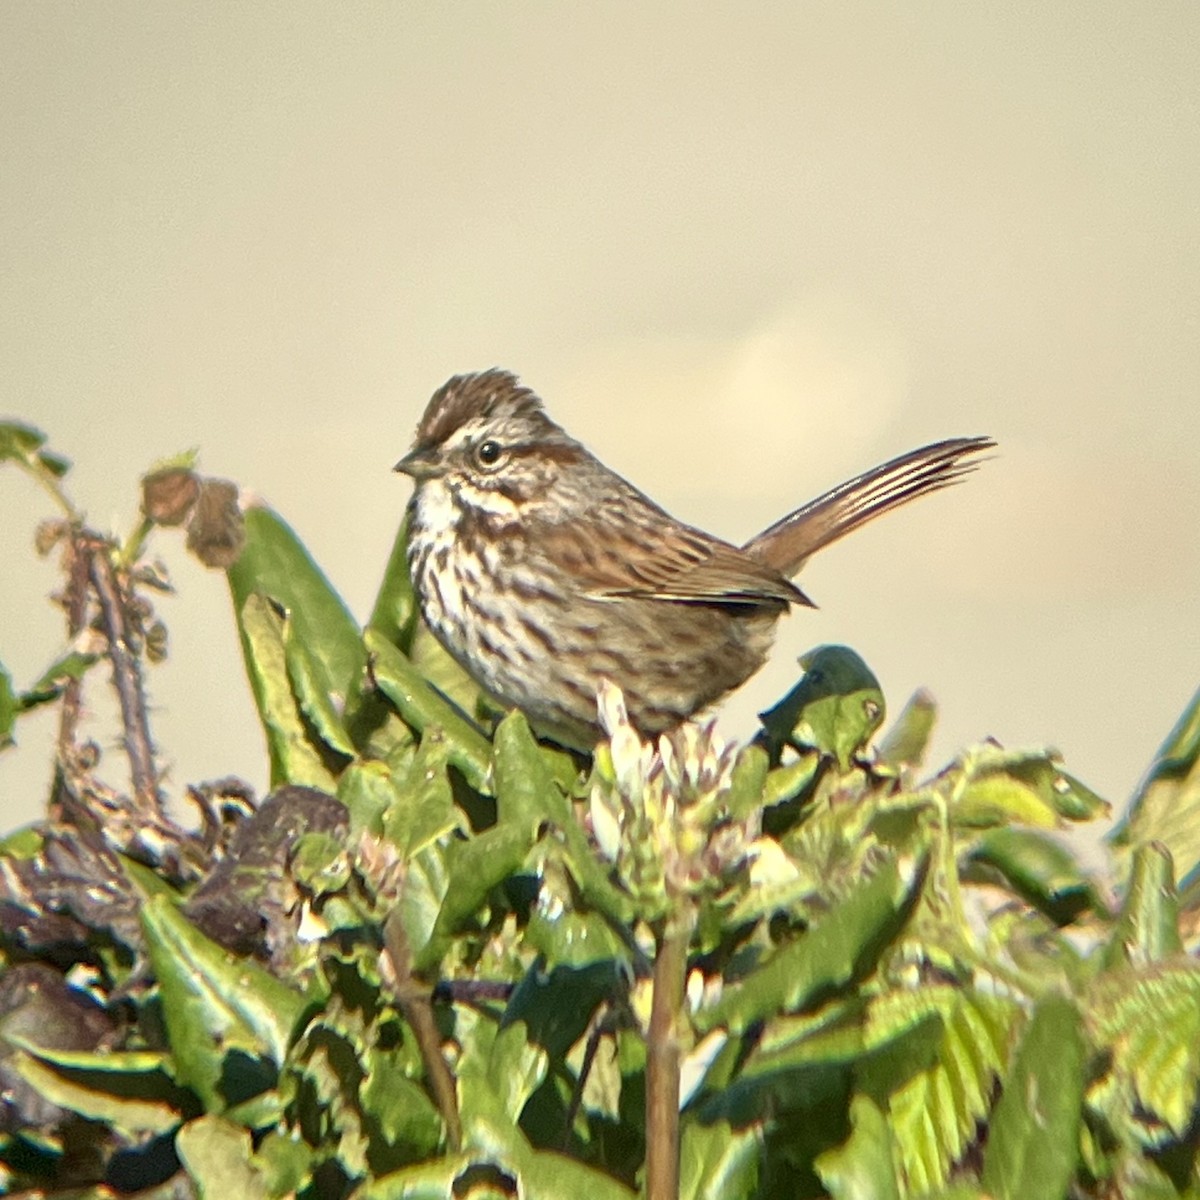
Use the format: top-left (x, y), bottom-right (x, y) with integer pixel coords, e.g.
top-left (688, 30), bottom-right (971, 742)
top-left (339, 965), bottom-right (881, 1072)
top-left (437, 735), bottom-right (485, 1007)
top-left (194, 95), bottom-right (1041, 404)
top-left (358, 1048), bottom-right (444, 1156)
top-left (679, 1118), bottom-right (761, 1200)
top-left (352, 1156), bottom-right (475, 1199)
top-left (366, 628), bottom-right (492, 792)
top-left (367, 513), bottom-right (420, 651)
top-left (227, 505), bottom-right (364, 704)
top-left (410, 618), bottom-right (485, 719)
top-left (283, 617), bottom-right (356, 758)
top-left (981, 994), bottom-right (1083, 1200)
top-left (175, 1115), bottom-right (270, 1199)
top-left (494, 711), bottom-right (569, 831)
top-left (861, 987), bottom-right (1016, 1196)
top-left (965, 827), bottom-right (1101, 925)
top-left (699, 857), bottom-right (922, 1033)
top-left (1087, 963), bottom-right (1200, 1141)
top-left (954, 745), bottom-right (1107, 828)
top-left (236, 593), bottom-right (337, 789)
top-left (875, 690), bottom-right (937, 773)
top-left (415, 822), bottom-right (536, 972)
top-left (376, 741), bottom-right (462, 855)
top-left (814, 1094), bottom-right (900, 1200)
top-left (759, 645), bottom-right (885, 769)
top-left (1101, 842), bottom-right (1182, 971)
top-left (1110, 686), bottom-right (1200, 880)
top-left (141, 895), bottom-right (307, 1111)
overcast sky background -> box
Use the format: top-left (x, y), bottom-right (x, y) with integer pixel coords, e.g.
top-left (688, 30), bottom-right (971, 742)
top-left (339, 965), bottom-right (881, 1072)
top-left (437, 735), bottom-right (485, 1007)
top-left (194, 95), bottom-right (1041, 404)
top-left (2, 5), bottom-right (1198, 852)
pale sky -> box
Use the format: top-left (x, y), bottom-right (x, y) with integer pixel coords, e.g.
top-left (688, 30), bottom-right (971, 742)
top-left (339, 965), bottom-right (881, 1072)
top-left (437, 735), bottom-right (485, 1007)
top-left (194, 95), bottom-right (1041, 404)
top-left (2, 4), bottom-right (1198, 844)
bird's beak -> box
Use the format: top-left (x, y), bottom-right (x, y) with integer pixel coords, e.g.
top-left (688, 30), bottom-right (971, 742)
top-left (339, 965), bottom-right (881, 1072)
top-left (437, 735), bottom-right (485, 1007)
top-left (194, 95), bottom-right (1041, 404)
top-left (393, 448), bottom-right (443, 481)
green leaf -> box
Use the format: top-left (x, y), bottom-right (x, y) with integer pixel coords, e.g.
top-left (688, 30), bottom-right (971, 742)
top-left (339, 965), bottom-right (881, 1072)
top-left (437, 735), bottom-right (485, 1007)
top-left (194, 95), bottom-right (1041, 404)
top-left (699, 857), bottom-right (922, 1033)
top-left (981, 994), bottom-right (1083, 1200)
top-left (283, 617), bottom-right (356, 759)
top-left (0, 421), bottom-right (70, 477)
top-left (227, 505), bottom-right (364, 702)
top-left (20, 648), bottom-right (100, 710)
top-left (679, 1118), bottom-right (761, 1200)
top-left (875, 689), bottom-right (937, 772)
top-left (759, 645), bottom-right (885, 769)
top-left (366, 628), bottom-right (492, 793)
top-left (953, 745), bottom-right (1108, 829)
top-left (1087, 963), bottom-right (1200, 1142)
top-left (1111, 686), bottom-right (1200, 880)
top-left (141, 895), bottom-right (307, 1111)
top-left (965, 827), bottom-right (1101, 925)
top-left (175, 1115), bottom-right (271, 1199)
top-left (0, 664), bottom-right (15, 746)
top-left (8, 1048), bottom-right (183, 1137)
top-left (367, 513), bottom-right (420, 651)
top-left (860, 986), bottom-right (1016, 1195)
top-left (493, 711), bottom-right (569, 831)
top-left (814, 1094), bottom-right (900, 1200)
top-left (415, 822), bottom-right (537, 972)
top-left (235, 592), bottom-right (338, 789)
top-left (377, 744), bottom-right (463, 855)
top-left (1101, 841), bottom-right (1182, 971)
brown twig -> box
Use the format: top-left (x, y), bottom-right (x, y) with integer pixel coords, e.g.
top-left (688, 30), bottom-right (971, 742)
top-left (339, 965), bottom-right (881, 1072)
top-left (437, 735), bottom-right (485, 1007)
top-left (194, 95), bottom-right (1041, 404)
top-left (87, 541), bottom-right (164, 818)
top-left (56, 530), bottom-right (94, 757)
top-left (383, 909), bottom-right (463, 1152)
top-left (645, 909), bottom-right (694, 1200)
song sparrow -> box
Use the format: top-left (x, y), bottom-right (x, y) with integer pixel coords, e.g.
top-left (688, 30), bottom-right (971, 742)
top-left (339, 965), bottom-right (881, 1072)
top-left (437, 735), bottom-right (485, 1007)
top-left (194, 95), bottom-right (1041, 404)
top-left (396, 369), bottom-right (991, 749)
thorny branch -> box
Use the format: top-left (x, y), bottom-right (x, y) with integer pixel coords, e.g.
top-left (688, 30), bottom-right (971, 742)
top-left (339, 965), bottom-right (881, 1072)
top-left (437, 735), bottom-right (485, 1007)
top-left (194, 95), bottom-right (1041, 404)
top-left (86, 540), bottom-right (165, 820)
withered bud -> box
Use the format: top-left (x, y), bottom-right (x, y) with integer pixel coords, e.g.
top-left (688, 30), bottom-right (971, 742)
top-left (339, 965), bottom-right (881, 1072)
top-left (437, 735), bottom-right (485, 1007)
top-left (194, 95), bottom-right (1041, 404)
top-left (142, 468), bottom-right (201, 527)
top-left (34, 519), bottom-right (69, 557)
top-left (145, 620), bottom-right (169, 664)
top-left (185, 478), bottom-right (246, 569)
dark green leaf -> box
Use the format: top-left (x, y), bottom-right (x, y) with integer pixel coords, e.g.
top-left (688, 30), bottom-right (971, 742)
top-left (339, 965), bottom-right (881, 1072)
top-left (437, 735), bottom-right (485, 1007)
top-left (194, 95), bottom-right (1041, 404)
top-left (367, 513), bottom-right (420, 651)
top-left (366, 628), bottom-right (492, 793)
top-left (699, 857), bottom-right (922, 1033)
top-left (966, 827), bottom-right (1102, 925)
top-left (981, 994), bottom-right (1083, 1200)
top-left (759, 645), bottom-right (885, 769)
top-left (227, 504), bottom-right (365, 717)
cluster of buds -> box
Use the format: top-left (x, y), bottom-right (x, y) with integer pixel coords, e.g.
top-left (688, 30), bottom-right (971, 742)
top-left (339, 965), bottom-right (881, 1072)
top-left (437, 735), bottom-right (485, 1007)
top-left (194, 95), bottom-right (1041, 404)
top-left (588, 680), bottom-right (751, 920)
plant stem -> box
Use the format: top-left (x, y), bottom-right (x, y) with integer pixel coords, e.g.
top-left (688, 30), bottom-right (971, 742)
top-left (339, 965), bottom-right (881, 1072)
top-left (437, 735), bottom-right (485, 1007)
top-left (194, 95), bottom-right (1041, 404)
top-left (87, 542), bottom-right (164, 818)
top-left (383, 909), bottom-right (463, 1152)
top-left (645, 907), bottom-right (694, 1200)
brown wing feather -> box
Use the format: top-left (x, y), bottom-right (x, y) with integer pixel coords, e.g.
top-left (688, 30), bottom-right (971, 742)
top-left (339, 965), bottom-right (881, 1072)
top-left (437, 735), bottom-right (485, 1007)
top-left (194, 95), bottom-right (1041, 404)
top-left (528, 510), bottom-right (809, 610)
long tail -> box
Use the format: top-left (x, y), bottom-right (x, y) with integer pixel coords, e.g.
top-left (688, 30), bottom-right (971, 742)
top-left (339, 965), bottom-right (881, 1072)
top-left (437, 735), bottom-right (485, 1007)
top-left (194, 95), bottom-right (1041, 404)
top-left (743, 436), bottom-right (994, 578)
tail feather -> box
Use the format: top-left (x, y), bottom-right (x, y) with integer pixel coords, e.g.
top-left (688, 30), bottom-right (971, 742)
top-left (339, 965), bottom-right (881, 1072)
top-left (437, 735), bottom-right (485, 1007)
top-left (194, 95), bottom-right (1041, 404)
top-left (743, 436), bottom-right (994, 578)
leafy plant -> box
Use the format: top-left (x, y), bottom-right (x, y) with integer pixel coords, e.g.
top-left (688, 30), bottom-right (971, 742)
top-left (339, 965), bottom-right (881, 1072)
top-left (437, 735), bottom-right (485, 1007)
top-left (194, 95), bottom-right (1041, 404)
top-left (1, 421), bottom-right (1198, 1199)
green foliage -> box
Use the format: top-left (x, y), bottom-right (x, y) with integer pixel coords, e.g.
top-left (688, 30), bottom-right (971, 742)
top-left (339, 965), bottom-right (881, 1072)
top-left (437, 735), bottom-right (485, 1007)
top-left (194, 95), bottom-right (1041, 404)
top-left (2, 431), bottom-right (1200, 1198)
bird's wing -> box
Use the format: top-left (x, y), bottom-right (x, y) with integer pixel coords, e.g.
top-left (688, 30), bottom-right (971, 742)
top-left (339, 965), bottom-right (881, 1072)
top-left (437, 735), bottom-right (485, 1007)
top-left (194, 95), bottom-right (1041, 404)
top-left (527, 507), bottom-right (810, 609)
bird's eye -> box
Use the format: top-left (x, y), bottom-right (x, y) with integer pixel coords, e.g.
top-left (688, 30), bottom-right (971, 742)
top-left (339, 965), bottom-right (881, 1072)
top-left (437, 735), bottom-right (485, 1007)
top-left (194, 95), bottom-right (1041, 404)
top-left (474, 439), bottom-right (504, 468)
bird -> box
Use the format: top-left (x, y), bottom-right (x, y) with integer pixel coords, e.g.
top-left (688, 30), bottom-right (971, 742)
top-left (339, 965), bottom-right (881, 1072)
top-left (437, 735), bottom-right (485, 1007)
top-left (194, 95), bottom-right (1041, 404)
top-left (395, 369), bottom-right (991, 749)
